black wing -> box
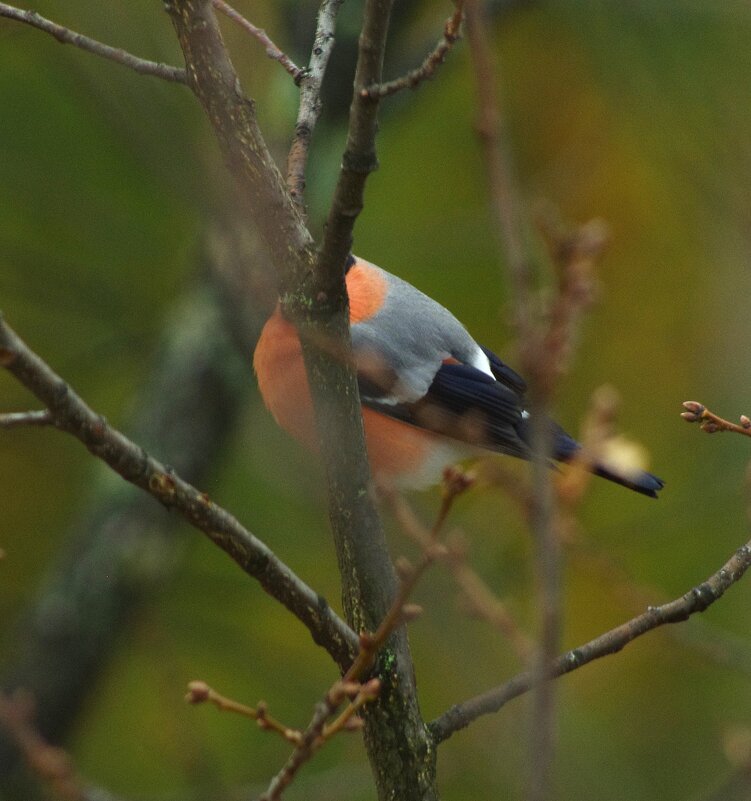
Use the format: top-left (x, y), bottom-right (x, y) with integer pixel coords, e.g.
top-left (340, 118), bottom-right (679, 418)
top-left (361, 361), bottom-right (530, 459)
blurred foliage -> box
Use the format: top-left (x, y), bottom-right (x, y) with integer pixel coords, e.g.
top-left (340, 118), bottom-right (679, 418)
top-left (2, 0), bottom-right (751, 799)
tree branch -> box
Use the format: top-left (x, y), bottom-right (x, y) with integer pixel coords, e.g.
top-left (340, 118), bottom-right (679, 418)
top-left (211, 0), bottom-right (303, 80)
top-left (429, 539), bottom-right (751, 744)
top-left (682, 401), bottom-right (751, 438)
top-left (0, 315), bottom-right (357, 668)
top-left (164, 0), bottom-right (314, 279)
top-left (166, 4), bottom-right (439, 797)
top-left (286, 0), bottom-right (344, 206)
top-left (0, 3), bottom-right (187, 83)
top-left (361, 1), bottom-right (464, 100)
top-left (0, 410), bottom-right (53, 429)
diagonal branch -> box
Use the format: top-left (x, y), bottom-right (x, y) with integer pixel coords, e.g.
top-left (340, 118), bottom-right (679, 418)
top-left (0, 3), bottom-right (187, 83)
top-left (0, 315), bottom-right (357, 669)
top-left (361, 1), bottom-right (465, 100)
top-left (429, 538), bottom-right (751, 744)
top-left (211, 0), bottom-right (303, 80)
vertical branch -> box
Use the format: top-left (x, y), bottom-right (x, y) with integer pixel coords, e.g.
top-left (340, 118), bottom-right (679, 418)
top-left (464, 0), bottom-right (531, 334)
top-left (287, 0), bottom-right (345, 207)
top-left (464, 3), bottom-right (561, 800)
top-left (166, 3), bottom-right (438, 799)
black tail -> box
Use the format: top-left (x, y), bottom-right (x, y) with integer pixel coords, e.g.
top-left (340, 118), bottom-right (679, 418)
top-left (591, 463), bottom-right (664, 498)
top-left (519, 419), bottom-right (665, 498)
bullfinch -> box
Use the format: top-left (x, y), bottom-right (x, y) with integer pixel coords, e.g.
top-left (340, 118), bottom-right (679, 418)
top-left (253, 255), bottom-right (663, 497)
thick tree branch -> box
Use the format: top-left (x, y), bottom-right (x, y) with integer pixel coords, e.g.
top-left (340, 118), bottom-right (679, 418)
top-left (298, 4), bottom-right (441, 800)
top-left (0, 316), bottom-right (357, 668)
top-left (166, 4), bottom-right (438, 798)
top-left (164, 0), bottom-right (314, 282)
top-left (430, 539), bottom-right (751, 743)
top-left (0, 3), bottom-right (186, 83)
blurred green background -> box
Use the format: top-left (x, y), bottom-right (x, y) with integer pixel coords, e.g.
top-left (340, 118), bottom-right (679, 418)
top-left (2, 1), bottom-right (751, 799)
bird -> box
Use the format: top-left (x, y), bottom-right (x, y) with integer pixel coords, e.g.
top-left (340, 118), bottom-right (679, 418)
top-left (253, 255), bottom-right (663, 497)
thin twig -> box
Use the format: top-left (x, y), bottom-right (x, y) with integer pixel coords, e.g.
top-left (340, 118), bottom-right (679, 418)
top-left (0, 315), bottom-right (357, 668)
top-left (0, 3), bottom-right (186, 83)
top-left (385, 476), bottom-right (533, 663)
top-left (465, 3), bottom-right (557, 789)
top-left (211, 0), bottom-right (303, 80)
top-left (258, 678), bottom-right (380, 801)
top-left (464, 0), bottom-right (530, 334)
top-left (361, 1), bottom-right (465, 99)
top-left (0, 691), bottom-right (126, 801)
top-left (260, 469), bottom-right (468, 801)
top-left (259, 698), bottom-right (335, 801)
top-left (430, 538), bottom-right (751, 743)
top-left (342, 467), bottom-right (470, 684)
top-left (287, 0), bottom-right (344, 207)
top-left (681, 401), bottom-right (751, 438)
top-left (0, 410), bottom-right (54, 429)
top-left (186, 681), bottom-right (303, 746)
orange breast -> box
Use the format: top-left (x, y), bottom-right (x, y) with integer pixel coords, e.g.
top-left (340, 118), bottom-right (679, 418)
top-left (253, 299), bottom-right (449, 486)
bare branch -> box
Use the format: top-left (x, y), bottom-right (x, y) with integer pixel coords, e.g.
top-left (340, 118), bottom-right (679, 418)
top-left (287, 0), bottom-right (345, 207)
top-left (186, 681), bottom-right (304, 746)
top-left (259, 678), bottom-right (379, 801)
top-left (0, 315), bottom-right (357, 668)
top-left (260, 696), bottom-right (336, 801)
top-left (464, 0), bottom-right (530, 333)
top-left (430, 538), bottom-right (751, 744)
top-left (361, 1), bottom-right (465, 100)
top-left (0, 691), bottom-right (127, 801)
top-left (0, 410), bottom-right (53, 429)
top-left (0, 3), bottom-right (187, 83)
top-left (258, 470), bottom-right (469, 801)
top-left (682, 401), bottom-right (751, 438)
top-left (211, 0), bottom-right (303, 80)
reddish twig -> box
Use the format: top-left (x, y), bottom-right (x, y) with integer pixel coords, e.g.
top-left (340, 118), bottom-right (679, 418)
top-left (0, 2), bottom-right (186, 83)
top-left (430, 538), bottom-right (751, 743)
top-left (681, 401), bottom-right (751, 438)
top-left (0, 691), bottom-right (126, 801)
top-left (464, 0), bottom-right (530, 334)
top-left (259, 678), bottom-right (380, 801)
top-left (211, 0), bottom-right (303, 80)
top-left (259, 469), bottom-right (469, 801)
top-left (385, 471), bottom-right (534, 663)
top-left (186, 681), bottom-right (303, 746)
top-left (361, 1), bottom-right (465, 99)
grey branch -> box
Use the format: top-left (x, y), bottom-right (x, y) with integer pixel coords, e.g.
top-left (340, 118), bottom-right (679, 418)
top-left (0, 3), bottom-right (187, 83)
top-left (429, 539), bottom-right (751, 743)
top-left (287, 0), bottom-right (344, 206)
top-left (211, 0), bottom-right (302, 80)
top-left (0, 410), bottom-right (53, 428)
top-left (0, 315), bottom-right (357, 669)
top-left (361, 1), bottom-right (464, 99)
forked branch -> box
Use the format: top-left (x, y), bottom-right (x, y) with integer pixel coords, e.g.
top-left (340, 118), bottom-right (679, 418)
top-left (361, 1), bottom-right (465, 99)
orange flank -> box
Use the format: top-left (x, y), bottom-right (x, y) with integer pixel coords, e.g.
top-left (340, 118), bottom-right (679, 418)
top-left (254, 311), bottom-right (453, 486)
